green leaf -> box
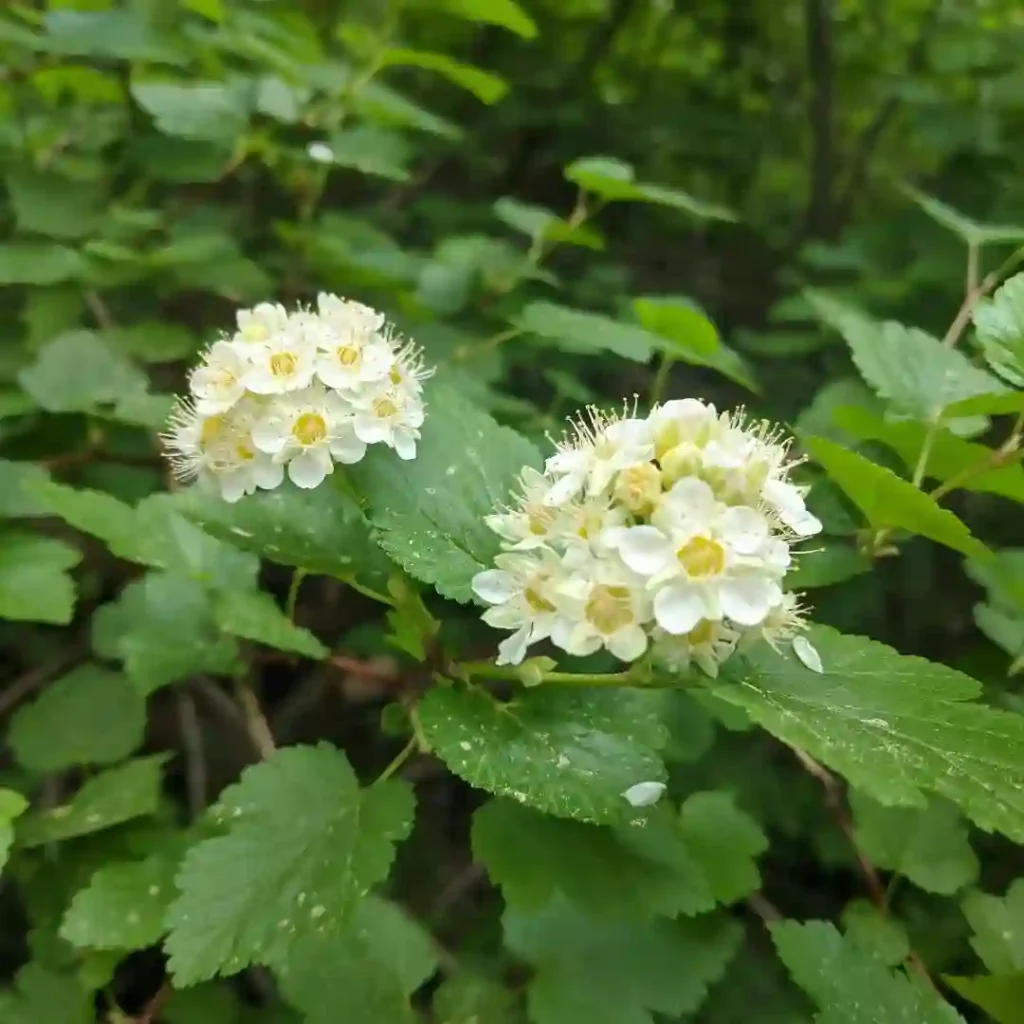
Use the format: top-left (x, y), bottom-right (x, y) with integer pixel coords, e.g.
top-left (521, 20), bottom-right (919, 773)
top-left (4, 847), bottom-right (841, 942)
top-left (517, 301), bottom-right (660, 362)
top-left (323, 126), bottom-right (412, 181)
top-left (18, 755), bottom-right (167, 848)
top-left (381, 48), bottom-right (507, 103)
top-left (433, 975), bottom-right (523, 1024)
top-left (213, 589), bottom-right (327, 660)
top-left (833, 405), bottom-right (1024, 502)
top-left (61, 849), bottom-right (180, 951)
top-left (784, 541), bottom-right (871, 589)
top-left (431, 0), bottom-right (537, 37)
top-left (841, 900), bottom-right (911, 967)
top-left (131, 79), bottom-right (249, 142)
top-left (19, 331), bottom-right (149, 414)
top-left (633, 295), bottom-right (757, 390)
top-left (0, 963), bottom-right (92, 1024)
top-left (0, 532), bottom-right (82, 625)
top-left (419, 685), bottom-right (667, 824)
top-left (178, 479), bottom-right (391, 591)
top-left (6, 168), bottom-right (103, 240)
top-left (0, 460), bottom-right (54, 518)
top-left (565, 156), bottom-right (735, 221)
top-left (357, 82), bottom-right (461, 140)
top-left (43, 8), bottom-right (184, 62)
top-left (973, 272), bottom-right (1024, 387)
top-left (506, 899), bottom-right (742, 1024)
top-left (850, 792), bottom-right (978, 895)
top-left (274, 898), bottom-right (437, 1024)
top-left (962, 880), bottom-right (1024, 973)
top-left (945, 973), bottom-right (1024, 1024)
top-left (350, 382), bottom-right (541, 603)
top-left (473, 791), bottom-right (764, 918)
top-left (0, 243), bottom-right (86, 285)
top-left (804, 291), bottom-right (1006, 433)
top-left (93, 573), bottom-right (243, 694)
top-left (493, 198), bottom-right (604, 250)
top-left (0, 789), bottom-right (29, 873)
top-left (165, 743), bottom-right (415, 985)
top-left (8, 666), bottom-right (146, 773)
top-left (805, 437), bottom-right (989, 558)
top-left (771, 920), bottom-right (965, 1023)
top-left (717, 625), bottom-right (1024, 843)
top-left (944, 391), bottom-right (1024, 419)
top-left (903, 185), bottom-right (1024, 246)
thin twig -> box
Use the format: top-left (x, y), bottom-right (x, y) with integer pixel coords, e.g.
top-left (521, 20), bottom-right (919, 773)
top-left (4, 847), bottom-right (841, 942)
top-left (85, 290), bottom-right (116, 331)
top-left (234, 680), bottom-right (276, 759)
top-left (285, 568), bottom-right (307, 622)
top-left (0, 651), bottom-right (78, 718)
top-left (788, 745), bottom-right (936, 986)
top-left (132, 981), bottom-right (171, 1023)
top-left (746, 892), bottom-right (784, 924)
top-left (330, 653), bottom-right (400, 682)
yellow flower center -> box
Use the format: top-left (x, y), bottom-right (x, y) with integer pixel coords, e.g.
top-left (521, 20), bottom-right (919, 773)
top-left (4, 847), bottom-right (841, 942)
top-left (687, 619), bottom-right (716, 646)
top-left (199, 415), bottom-right (228, 451)
top-left (524, 586), bottom-right (555, 614)
top-left (390, 365), bottom-right (403, 385)
top-left (374, 397), bottom-right (399, 419)
top-left (614, 462), bottom-right (661, 516)
top-left (527, 507), bottom-right (553, 536)
top-left (337, 345), bottom-right (360, 367)
top-left (676, 536), bottom-right (725, 578)
top-left (584, 585), bottom-right (634, 635)
top-left (292, 412), bottom-right (327, 446)
top-left (270, 352), bottom-right (297, 378)
top-left (236, 442), bottom-right (255, 462)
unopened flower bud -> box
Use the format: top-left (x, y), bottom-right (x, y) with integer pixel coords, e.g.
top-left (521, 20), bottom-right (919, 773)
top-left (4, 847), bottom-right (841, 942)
top-left (614, 462), bottom-right (662, 517)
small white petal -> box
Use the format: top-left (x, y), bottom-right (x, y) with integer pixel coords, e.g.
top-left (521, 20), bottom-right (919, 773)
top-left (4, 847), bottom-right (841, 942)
top-left (622, 781), bottom-right (666, 808)
top-left (654, 584), bottom-right (705, 635)
top-left (392, 430), bottom-right (418, 460)
top-left (718, 577), bottom-right (780, 626)
top-left (616, 526), bottom-right (673, 577)
top-left (288, 448), bottom-right (331, 489)
top-left (719, 506), bottom-right (769, 555)
top-left (307, 141), bottom-right (334, 163)
top-left (792, 635), bottom-right (823, 673)
top-left (608, 624), bottom-right (648, 662)
top-left (496, 626), bottom-right (532, 666)
top-left (472, 570), bottom-right (515, 605)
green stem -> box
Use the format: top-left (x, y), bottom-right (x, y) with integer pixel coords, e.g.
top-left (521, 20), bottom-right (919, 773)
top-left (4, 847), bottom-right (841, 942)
top-left (650, 354), bottom-right (675, 406)
top-left (374, 735), bottom-right (418, 784)
top-left (286, 568), bottom-right (307, 622)
top-left (457, 661), bottom-right (634, 687)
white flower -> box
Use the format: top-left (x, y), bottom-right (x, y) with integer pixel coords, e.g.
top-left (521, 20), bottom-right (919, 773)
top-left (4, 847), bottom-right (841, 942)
top-left (545, 408), bottom-right (654, 506)
top-left (762, 478), bottom-right (822, 537)
top-left (307, 142), bottom-right (334, 164)
top-left (485, 467), bottom-right (560, 549)
top-left (188, 340), bottom-right (248, 415)
top-left (234, 302), bottom-right (291, 345)
top-left (471, 552), bottom-right (572, 665)
top-left (353, 382), bottom-right (424, 461)
top-left (317, 293), bottom-right (386, 336)
top-left (551, 557), bottom-right (651, 662)
top-left (242, 325), bottom-right (317, 395)
top-left (615, 476), bottom-right (784, 634)
top-left (651, 619), bottom-right (740, 677)
top-left (163, 396), bottom-right (283, 503)
top-left (651, 398), bottom-right (718, 460)
top-left (314, 326), bottom-right (393, 392)
top-left (252, 384), bottom-right (365, 488)
top-left (558, 495), bottom-right (628, 569)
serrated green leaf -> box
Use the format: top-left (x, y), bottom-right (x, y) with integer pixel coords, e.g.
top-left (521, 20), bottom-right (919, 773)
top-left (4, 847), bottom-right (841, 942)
top-left (431, 0), bottom-right (537, 37)
top-left (0, 460), bottom-right (54, 518)
top-left (493, 198), bottom-right (604, 250)
top-left (131, 79), bottom-right (250, 142)
top-left (944, 391), bottom-right (1024, 418)
top-left (945, 972), bottom-right (1024, 1024)
top-left (903, 185), bottom-right (1024, 246)
top-left (351, 382), bottom-right (541, 603)
top-left (213, 590), bottom-right (327, 660)
top-left (474, 790), bottom-right (764, 918)
top-left (433, 975), bottom-right (523, 1023)
top-left (841, 901), bottom-right (911, 968)
top-left (165, 743), bottom-right (415, 985)
top-left (43, 8), bottom-right (184, 62)
top-left (506, 898), bottom-right (742, 1024)
top-left (93, 573), bottom-right (243, 694)
top-left (771, 920), bottom-right (965, 1023)
top-left (61, 849), bottom-right (180, 951)
top-left (0, 963), bottom-right (92, 1024)
top-left (19, 331), bottom-right (149, 413)
top-left (564, 156), bottom-right (735, 221)
top-left (0, 531), bottom-right (81, 624)
top-left (785, 541), bottom-right (871, 589)
top-left (805, 437), bottom-right (989, 558)
top-left (963, 880), bottom-right (1024, 973)
top-left (18, 755), bottom-right (167, 848)
top-left (419, 685), bottom-right (667, 824)
top-left (7, 168), bottom-right (103, 240)
top-left (973, 272), bottom-right (1024, 386)
top-left (717, 625), bottom-right (1024, 843)
top-left (833, 405), bottom-right (1024, 502)
top-left (381, 48), bottom-right (507, 103)
top-left (177, 478), bottom-right (391, 590)
top-left (805, 292), bottom-right (1006, 432)
top-left (8, 666), bottom-right (146, 773)
top-left (517, 301), bottom-right (660, 362)
top-left (850, 792), bottom-right (978, 895)
top-left (0, 243), bottom-right (87, 284)
top-left (323, 126), bottom-right (412, 181)
top-left (274, 897), bottom-right (436, 1024)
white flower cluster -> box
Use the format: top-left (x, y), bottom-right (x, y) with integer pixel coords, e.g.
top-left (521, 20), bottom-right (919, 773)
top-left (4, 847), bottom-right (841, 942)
top-left (472, 398), bottom-right (823, 674)
top-left (163, 294), bottom-right (433, 502)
